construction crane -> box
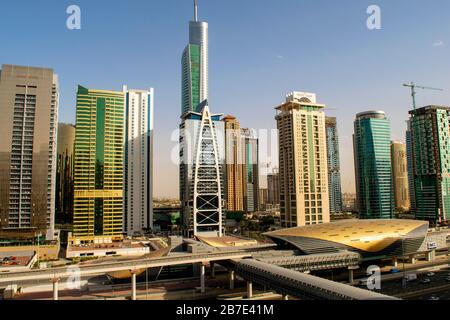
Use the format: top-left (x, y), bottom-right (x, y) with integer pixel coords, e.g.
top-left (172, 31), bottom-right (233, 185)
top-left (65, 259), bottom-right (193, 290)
top-left (403, 82), bottom-right (444, 113)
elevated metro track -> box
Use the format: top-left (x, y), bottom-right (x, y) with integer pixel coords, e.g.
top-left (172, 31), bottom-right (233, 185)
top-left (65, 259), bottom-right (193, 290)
top-left (236, 259), bottom-right (400, 300)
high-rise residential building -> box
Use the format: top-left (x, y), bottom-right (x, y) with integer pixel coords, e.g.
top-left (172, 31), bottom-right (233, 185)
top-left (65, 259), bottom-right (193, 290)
top-left (242, 128), bottom-right (259, 213)
top-left (56, 123), bottom-right (75, 225)
top-left (276, 92), bottom-right (330, 227)
top-left (267, 168), bottom-right (280, 206)
top-left (181, 0), bottom-right (208, 115)
top-left (123, 86), bottom-right (154, 236)
top-left (180, 1), bottom-right (225, 238)
top-left (73, 86), bottom-right (125, 241)
top-left (223, 115), bottom-right (244, 212)
top-left (353, 111), bottom-right (394, 219)
top-left (325, 117), bottom-right (343, 214)
top-left (258, 188), bottom-right (269, 211)
top-left (409, 106), bottom-right (450, 225)
top-left (406, 120), bottom-right (416, 214)
top-left (391, 141), bottom-right (410, 213)
top-left (0, 65), bottom-right (59, 241)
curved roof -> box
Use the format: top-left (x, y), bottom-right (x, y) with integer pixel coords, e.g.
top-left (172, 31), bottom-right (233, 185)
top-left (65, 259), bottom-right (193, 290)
top-left (264, 220), bottom-right (429, 254)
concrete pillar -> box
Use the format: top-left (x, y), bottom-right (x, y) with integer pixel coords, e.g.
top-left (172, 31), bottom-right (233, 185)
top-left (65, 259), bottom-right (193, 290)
top-left (348, 269), bottom-right (354, 284)
top-left (247, 281), bottom-right (253, 299)
top-left (131, 272), bottom-right (137, 301)
top-left (410, 257), bottom-right (417, 265)
top-left (283, 294), bottom-right (289, 301)
top-left (211, 262), bottom-right (216, 279)
top-left (229, 271), bottom-right (235, 290)
top-left (52, 278), bottom-right (60, 301)
top-left (427, 250), bottom-right (436, 262)
top-left (200, 264), bottom-right (206, 293)
top-left (393, 258), bottom-right (398, 268)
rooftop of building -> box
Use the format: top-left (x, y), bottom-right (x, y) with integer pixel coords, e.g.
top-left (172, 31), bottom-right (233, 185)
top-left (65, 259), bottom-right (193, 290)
top-left (355, 110), bottom-right (386, 119)
top-left (408, 105), bottom-right (450, 115)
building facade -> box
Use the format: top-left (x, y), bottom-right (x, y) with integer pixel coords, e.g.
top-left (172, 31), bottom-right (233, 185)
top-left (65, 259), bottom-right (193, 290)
top-left (73, 86), bottom-right (124, 241)
top-left (0, 65), bottom-right (59, 241)
top-left (267, 168), bottom-right (280, 206)
top-left (409, 106), bottom-right (450, 225)
top-left (242, 128), bottom-right (259, 213)
top-left (181, 0), bottom-right (208, 115)
top-left (325, 117), bottom-right (343, 214)
top-left (56, 123), bottom-right (76, 225)
top-left (123, 86), bottom-right (154, 236)
top-left (406, 120), bottom-right (416, 214)
top-left (276, 92), bottom-right (330, 228)
top-left (391, 141), bottom-right (410, 213)
top-left (180, 102), bottom-right (225, 238)
top-left (353, 111), bottom-right (394, 220)
top-left (223, 116), bottom-right (244, 212)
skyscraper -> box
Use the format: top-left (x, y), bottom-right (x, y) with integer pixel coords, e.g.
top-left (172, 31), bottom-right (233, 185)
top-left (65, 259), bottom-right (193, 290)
top-left (267, 168), bottom-right (280, 206)
top-left (353, 111), bottom-right (394, 219)
top-left (391, 141), bottom-right (410, 213)
top-left (73, 86), bottom-right (125, 240)
top-left (181, 0), bottom-right (208, 115)
top-left (409, 106), bottom-right (450, 225)
top-left (242, 128), bottom-right (259, 213)
top-left (406, 120), bottom-right (416, 214)
top-left (0, 65), bottom-right (59, 241)
top-left (325, 117), bottom-right (343, 214)
top-left (223, 116), bottom-right (244, 212)
top-left (180, 1), bottom-right (225, 238)
top-left (180, 102), bottom-right (225, 238)
top-left (123, 86), bottom-right (154, 236)
top-left (276, 92), bottom-right (330, 228)
top-left (56, 123), bottom-right (75, 225)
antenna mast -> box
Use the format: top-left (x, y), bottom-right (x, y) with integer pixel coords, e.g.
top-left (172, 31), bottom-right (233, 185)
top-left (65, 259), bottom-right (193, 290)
top-left (194, 0), bottom-right (198, 21)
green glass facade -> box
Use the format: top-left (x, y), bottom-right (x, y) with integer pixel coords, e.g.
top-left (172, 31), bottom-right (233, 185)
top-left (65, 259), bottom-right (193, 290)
top-left (353, 111), bottom-right (394, 219)
top-left (73, 86), bottom-right (125, 240)
top-left (409, 106), bottom-right (450, 225)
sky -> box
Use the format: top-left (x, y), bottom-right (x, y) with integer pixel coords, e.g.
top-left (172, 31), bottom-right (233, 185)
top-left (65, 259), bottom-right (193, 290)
top-left (1, 0), bottom-right (450, 199)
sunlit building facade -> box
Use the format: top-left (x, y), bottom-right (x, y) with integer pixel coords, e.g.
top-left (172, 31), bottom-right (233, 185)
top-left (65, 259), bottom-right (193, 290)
top-left (391, 141), bottom-right (410, 213)
top-left (73, 86), bottom-right (124, 241)
top-left (276, 92), bottom-right (330, 228)
top-left (0, 65), bottom-right (59, 241)
top-left (123, 86), bottom-right (154, 236)
top-left (325, 117), bottom-right (343, 214)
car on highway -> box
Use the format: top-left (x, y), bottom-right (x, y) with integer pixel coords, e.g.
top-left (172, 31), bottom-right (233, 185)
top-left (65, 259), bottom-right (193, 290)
top-left (390, 268), bottom-right (400, 274)
top-left (426, 272), bottom-right (436, 277)
top-left (429, 295), bottom-right (440, 301)
top-left (421, 278), bottom-right (431, 284)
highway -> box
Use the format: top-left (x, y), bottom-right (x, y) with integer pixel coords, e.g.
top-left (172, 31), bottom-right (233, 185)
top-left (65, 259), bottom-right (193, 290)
top-left (0, 251), bottom-right (252, 284)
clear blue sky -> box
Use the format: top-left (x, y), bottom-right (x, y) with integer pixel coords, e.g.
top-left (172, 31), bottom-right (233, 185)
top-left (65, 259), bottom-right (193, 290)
top-left (2, 0), bottom-right (450, 198)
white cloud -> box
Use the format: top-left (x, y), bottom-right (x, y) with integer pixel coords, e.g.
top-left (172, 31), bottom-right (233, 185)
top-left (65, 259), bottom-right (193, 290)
top-left (433, 40), bottom-right (444, 47)
top-left (276, 55), bottom-right (284, 60)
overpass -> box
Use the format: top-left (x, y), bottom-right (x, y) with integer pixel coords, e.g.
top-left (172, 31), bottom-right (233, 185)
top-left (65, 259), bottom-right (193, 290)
top-left (0, 251), bottom-right (252, 300)
top-left (235, 259), bottom-right (400, 300)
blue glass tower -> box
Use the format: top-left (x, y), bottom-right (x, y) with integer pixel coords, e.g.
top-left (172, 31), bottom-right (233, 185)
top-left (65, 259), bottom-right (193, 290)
top-left (353, 111), bottom-right (394, 219)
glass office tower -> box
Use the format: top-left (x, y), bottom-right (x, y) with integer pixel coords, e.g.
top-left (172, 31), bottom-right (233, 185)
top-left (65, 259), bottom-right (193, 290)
top-left (353, 111), bottom-right (394, 219)
top-left (73, 86), bottom-right (124, 241)
top-left (409, 106), bottom-right (450, 225)
top-left (325, 117), bottom-right (343, 214)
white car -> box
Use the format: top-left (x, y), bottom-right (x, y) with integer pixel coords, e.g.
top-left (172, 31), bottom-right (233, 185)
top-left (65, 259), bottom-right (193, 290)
top-left (426, 272), bottom-right (436, 277)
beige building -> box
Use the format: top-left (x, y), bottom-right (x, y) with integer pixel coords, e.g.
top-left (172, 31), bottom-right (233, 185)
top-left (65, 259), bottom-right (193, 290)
top-left (276, 92), bottom-right (330, 227)
top-left (0, 65), bottom-right (59, 241)
top-left (391, 141), bottom-right (410, 212)
top-left (223, 115), bottom-right (245, 212)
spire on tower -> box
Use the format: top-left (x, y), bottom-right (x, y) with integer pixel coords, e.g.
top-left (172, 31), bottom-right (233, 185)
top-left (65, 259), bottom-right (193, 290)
top-left (194, 0), bottom-right (198, 21)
